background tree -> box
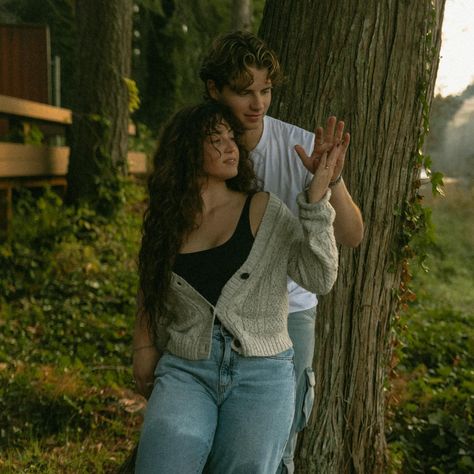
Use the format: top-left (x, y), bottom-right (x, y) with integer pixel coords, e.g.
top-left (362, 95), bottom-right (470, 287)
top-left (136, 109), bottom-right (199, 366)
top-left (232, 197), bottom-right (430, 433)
top-left (66, 0), bottom-right (133, 214)
top-left (133, 0), bottom-right (264, 132)
top-left (259, 1), bottom-right (446, 472)
top-left (427, 83), bottom-right (474, 179)
top-left (231, 0), bottom-right (252, 31)
top-left (133, 0), bottom-right (231, 130)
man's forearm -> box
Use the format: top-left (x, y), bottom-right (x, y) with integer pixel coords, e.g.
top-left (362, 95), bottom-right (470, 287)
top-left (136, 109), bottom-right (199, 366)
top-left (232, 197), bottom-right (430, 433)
top-left (329, 179), bottom-right (364, 247)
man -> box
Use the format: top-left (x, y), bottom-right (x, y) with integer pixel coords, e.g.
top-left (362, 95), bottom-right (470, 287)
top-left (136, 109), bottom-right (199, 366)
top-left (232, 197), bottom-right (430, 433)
top-left (199, 31), bottom-right (364, 473)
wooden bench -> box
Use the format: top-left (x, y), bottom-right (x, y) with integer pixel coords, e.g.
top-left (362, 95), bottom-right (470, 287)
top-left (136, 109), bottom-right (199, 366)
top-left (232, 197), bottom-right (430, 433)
top-left (0, 94), bottom-right (148, 236)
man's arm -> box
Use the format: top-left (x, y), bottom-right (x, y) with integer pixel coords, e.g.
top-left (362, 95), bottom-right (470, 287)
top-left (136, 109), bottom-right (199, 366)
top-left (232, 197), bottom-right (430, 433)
top-left (295, 116), bottom-right (364, 248)
top-left (329, 179), bottom-right (364, 247)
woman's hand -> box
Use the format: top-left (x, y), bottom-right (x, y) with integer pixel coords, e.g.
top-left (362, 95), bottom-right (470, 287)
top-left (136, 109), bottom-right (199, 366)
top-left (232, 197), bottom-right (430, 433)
top-left (133, 293), bottom-right (161, 399)
top-left (295, 116), bottom-right (350, 182)
top-left (133, 345), bottom-right (161, 399)
top-left (305, 143), bottom-right (344, 203)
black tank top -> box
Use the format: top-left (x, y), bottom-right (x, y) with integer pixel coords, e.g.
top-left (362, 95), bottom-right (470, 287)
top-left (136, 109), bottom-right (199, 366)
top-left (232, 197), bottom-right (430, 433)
top-left (173, 195), bottom-right (255, 306)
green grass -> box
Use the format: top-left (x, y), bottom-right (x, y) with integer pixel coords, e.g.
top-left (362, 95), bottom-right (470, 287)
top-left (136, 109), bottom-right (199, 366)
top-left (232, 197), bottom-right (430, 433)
top-left (387, 183), bottom-right (474, 474)
top-left (0, 182), bottom-right (145, 472)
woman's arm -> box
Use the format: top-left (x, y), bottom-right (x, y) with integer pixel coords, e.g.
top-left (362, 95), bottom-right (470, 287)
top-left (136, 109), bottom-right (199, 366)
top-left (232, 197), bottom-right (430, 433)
top-left (133, 292), bottom-right (161, 399)
top-left (287, 146), bottom-right (340, 295)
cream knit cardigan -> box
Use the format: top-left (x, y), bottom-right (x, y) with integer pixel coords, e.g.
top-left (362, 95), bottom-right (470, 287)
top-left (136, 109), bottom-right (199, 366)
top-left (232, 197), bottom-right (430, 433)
top-left (156, 191), bottom-right (338, 360)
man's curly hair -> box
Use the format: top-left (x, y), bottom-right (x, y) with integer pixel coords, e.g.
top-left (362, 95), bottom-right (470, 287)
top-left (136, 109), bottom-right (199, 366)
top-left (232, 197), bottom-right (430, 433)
top-left (200, 30), bottom-right (284, 98)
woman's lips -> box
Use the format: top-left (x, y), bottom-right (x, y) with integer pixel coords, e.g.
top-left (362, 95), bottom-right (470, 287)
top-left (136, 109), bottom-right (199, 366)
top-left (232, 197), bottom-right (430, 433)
top-left (244, 114), bottom-right (261, 122)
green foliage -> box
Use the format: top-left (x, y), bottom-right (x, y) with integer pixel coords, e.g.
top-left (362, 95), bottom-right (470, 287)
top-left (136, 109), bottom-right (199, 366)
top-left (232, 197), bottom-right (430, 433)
top-left (128, 122), bottom-right (157, 158)
top-left (124, 77), bottom-right (141, 114)
top-left (0, 122), bottom-right (45, 145)
top-left (0, 182), bottom-right (145, 469)
top-left (132, 0), bottom-right (265, 132)
top-left (0, 185), bottom-right (143, 365)
top-left (389, 308), bottom-right (474, 473)
top-left (388, 184), bottom-right (474, 473)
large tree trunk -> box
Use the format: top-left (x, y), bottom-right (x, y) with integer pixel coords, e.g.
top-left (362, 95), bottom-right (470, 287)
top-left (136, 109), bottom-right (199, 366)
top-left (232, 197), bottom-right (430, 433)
top-left (67, 0), bottom-right (133, 214)
top-left (259, 1), bottom-right (445, 472)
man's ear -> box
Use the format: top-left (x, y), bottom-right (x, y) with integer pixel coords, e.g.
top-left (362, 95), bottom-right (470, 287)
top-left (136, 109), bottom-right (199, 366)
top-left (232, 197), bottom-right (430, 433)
top-left (207, 80), bottom-right (219, 100)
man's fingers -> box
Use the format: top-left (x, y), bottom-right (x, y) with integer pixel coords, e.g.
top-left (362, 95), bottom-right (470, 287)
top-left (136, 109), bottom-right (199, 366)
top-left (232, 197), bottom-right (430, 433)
top-left (341, 132), bottom-right (351, 152)
top-left (314, 126), bottom-right (324, 146)
top-left (335, 121), bottom-right (345, 143)
top-left (324, 116), bottom-right (337, 143)
top-left (295, 145), bottom-right (313, 169)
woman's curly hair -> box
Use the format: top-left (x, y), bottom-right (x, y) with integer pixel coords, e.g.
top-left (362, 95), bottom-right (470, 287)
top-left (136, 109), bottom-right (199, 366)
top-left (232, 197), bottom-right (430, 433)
top-left (139, 102), bottom-right (259, 337)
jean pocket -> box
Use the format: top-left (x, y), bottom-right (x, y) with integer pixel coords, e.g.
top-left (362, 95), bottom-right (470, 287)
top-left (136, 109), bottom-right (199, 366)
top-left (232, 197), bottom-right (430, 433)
top-left (297, 367), bottom-right (315, 431)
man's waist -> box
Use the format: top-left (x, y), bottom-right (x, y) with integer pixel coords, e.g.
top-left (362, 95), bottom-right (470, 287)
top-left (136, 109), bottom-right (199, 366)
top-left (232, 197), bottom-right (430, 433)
top-left (287, 280), bottom-right (318, 313)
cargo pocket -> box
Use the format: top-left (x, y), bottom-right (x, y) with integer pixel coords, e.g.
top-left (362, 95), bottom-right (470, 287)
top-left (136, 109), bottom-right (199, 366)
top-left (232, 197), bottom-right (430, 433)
top-left (297, 367), bottom-right (316, 431)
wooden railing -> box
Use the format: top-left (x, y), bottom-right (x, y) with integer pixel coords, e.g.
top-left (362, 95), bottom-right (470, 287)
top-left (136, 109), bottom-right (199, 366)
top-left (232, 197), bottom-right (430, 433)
top-left (0, 94), bottom-right (148, 236)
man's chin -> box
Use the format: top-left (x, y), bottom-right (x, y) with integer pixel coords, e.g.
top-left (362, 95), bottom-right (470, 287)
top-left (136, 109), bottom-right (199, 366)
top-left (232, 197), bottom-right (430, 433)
top-left (243, 120), bottom-right (263, 130)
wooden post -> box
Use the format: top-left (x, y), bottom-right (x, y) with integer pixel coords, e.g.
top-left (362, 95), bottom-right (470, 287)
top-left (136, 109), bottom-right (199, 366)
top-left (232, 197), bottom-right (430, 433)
top-left (0, 185), bottom-right (12, 238)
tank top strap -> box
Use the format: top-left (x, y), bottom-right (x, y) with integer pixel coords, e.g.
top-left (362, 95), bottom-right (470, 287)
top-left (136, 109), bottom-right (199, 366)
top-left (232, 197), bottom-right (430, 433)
top-left (232, 193), bottom-right (254, 241)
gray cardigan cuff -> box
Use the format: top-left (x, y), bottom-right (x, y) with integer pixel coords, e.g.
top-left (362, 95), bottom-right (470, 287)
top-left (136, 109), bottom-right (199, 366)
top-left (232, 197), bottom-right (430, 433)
top-left (296, 189), bottom-right (335, 223)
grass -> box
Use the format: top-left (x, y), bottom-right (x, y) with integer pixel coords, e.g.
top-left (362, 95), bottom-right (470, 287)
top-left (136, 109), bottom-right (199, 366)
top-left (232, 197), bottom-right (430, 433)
top-left (0, 181), bottom-right (146, 472)
top-left (387, 181), bottom-right (474, 473)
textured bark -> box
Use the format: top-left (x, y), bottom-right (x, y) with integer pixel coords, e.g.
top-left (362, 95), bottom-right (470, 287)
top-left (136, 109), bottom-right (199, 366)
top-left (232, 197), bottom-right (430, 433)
top-left (259, 1), bottom-right (445, 472)
top-left (231, 0), bottom-right (252, 31)
top-left (67, 0), bottom-right (133, 210)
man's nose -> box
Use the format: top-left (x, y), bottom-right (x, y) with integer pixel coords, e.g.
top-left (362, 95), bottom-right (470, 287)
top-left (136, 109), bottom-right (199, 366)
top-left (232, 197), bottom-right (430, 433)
top-left (250, 94), bottom-right (264, 110)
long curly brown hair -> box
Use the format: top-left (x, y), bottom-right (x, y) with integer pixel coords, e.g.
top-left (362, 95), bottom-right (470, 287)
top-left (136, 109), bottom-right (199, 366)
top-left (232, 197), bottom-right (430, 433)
top-left (139, 102), bottom-right (259, 336)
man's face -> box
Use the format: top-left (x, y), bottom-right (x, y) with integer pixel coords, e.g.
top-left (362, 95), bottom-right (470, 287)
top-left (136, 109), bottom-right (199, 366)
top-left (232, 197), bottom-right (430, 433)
top-left (208, 67), bottom-right (272, 133)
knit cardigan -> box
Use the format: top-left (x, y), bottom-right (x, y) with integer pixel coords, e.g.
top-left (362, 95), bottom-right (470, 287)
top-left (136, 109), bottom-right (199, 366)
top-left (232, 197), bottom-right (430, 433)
top-left (156, 191), bottom-right (338, 360)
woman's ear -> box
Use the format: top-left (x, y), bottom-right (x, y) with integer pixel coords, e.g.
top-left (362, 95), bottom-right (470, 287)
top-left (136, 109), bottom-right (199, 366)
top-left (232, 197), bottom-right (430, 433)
top-left (207, 80), bottom-right (219, 100)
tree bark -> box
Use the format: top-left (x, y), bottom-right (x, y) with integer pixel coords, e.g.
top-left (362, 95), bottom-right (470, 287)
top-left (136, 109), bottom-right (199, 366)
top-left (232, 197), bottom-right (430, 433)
top-left (231, 0), bottom-right (252, 31)
top-left (67, 0), bottom-right (133, 213)
top-left (259, 1), bottom-right (445, 472)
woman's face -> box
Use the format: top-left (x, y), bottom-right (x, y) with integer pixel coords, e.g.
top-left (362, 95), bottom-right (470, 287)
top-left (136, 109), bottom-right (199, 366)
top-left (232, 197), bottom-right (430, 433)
top-left (202, 120), bottom-right (239, 181)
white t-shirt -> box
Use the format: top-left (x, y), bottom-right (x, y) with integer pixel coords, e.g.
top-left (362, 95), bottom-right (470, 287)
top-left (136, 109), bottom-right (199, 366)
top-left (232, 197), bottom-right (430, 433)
top-left (250, 115), bottom-right (318, 313)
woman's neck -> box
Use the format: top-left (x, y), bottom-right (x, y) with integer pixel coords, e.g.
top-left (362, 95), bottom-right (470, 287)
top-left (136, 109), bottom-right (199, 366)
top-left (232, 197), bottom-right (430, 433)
top-left (200, 179), bottom-right (238, 214)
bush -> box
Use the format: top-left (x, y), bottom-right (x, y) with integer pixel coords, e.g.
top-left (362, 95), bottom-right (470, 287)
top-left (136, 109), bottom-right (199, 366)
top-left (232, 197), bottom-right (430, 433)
top-left (0, 182), bottom-right (146, 469)
top-left (388, 184), bottom-right (474, 473)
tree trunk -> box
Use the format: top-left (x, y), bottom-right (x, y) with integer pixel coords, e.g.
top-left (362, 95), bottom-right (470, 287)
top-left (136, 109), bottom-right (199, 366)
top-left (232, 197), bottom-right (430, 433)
top-left (67, 0), bottom-right (133, 214)
top-left (259, 1), bottom-right (445, 472)
top-left (231, 0), bottom-right (252, 31)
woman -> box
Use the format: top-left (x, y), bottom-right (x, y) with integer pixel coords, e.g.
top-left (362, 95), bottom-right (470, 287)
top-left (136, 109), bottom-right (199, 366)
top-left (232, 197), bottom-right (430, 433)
top-left (133, 101), bottom-right (339, 473)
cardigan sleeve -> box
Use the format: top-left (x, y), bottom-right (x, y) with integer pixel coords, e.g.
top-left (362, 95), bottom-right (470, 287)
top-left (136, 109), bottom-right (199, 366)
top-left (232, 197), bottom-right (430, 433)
top-left (286, 190), bottom-right (338, 295)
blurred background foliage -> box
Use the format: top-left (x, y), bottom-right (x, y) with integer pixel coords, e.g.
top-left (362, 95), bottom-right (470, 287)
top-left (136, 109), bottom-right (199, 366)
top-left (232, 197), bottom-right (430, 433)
top-left (387, 186), bottom-right (474, 473)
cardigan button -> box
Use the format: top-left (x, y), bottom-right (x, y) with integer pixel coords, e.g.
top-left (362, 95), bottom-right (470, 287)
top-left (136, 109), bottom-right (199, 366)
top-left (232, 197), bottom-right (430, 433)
top-left (240, 272), bottom-right (250, 280)
top-left (233, 339), bottom-right (241, 348)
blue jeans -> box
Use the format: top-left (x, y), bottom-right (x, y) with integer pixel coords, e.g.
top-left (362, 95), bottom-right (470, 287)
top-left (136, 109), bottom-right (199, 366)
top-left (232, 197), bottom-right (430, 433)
top-left (135, 323), bottom-right (296, 474)
top-left (278, 307), bottom-right (317, 474)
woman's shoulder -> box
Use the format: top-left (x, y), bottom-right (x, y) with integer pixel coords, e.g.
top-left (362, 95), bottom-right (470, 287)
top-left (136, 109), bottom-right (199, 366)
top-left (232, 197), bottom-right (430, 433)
top-left (249, 191), bottom-right (270, 236)
top-left (252, 190), bottom-right (270, 207)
